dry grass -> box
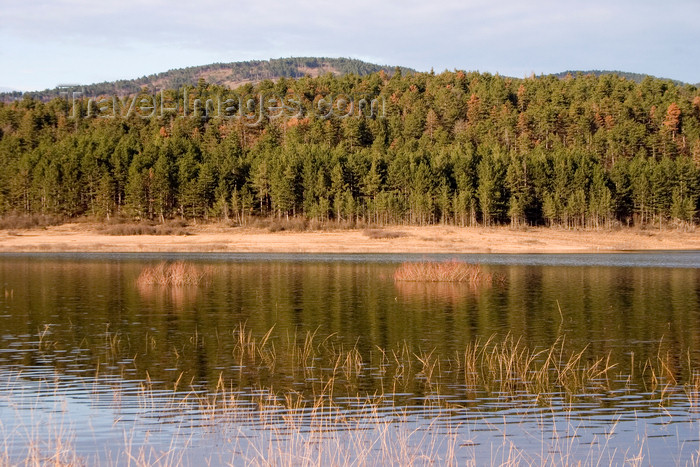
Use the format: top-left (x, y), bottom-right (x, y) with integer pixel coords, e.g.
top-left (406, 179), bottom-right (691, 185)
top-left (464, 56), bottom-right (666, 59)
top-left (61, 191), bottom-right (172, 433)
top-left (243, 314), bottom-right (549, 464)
top-left (0, 214), bottom-right (64, 230)
top-left (363, 228), bottom-right (408, 239)
top-left (101, 222), bottom-right (190, 236)
top-left (5, 222), bottom-right (700, 254)
top-left (394, 260), bottom-right (502, 285)
top-left (136, 261), bottom-right (211, 286)
top-left (247, 217), bottom-right (369, 232)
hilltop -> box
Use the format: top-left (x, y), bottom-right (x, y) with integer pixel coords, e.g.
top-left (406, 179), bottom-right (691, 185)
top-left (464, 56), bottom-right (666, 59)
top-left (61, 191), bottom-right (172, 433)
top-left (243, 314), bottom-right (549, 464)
top-left (551, 69), bottom-right (694, 86)
top-left (4, 60), bottom-right (696, 103)
top-left (0, 57), bottom-right (415, 102)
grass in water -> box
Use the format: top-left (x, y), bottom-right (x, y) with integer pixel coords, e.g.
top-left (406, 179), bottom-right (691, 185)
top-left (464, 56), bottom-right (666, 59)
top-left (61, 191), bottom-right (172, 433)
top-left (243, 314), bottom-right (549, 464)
top-left (136, 261), bottom-right (211, 286)
top-left (394, 260), bottom-right (501, 285)
top-left (6, 324), bottom-right (700, 465)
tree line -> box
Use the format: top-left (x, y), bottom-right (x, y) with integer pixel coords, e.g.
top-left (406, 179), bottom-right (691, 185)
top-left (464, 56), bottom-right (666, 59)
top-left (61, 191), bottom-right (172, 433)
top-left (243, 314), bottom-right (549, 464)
top-left (1, 69), bottom-right (699, 228)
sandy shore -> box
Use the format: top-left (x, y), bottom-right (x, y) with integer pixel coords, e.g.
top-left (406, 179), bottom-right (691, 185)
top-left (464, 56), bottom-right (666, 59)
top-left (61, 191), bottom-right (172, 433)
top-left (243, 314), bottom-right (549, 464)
top-left (0, 223), bottom-right (698, 254)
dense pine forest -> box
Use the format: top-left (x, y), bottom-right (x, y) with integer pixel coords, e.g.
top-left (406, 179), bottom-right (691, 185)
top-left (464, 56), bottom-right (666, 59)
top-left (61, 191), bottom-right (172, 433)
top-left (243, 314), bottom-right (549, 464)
top-left (1, 69), bottom-right (699, 228)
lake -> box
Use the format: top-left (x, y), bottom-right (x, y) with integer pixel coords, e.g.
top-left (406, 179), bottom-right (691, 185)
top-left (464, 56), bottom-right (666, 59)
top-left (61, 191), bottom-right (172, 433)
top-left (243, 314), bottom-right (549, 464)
top-left (1, 252), bottom-right (699, 465)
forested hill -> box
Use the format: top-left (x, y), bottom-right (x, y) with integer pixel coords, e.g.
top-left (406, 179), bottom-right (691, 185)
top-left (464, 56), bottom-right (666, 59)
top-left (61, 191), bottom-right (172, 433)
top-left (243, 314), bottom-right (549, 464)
top-left (0, 57), bottom-right (415, 102)
top-left (552, 70), bottom-right (690, 86)
top-left (1, 70), bottom-right (700, 228)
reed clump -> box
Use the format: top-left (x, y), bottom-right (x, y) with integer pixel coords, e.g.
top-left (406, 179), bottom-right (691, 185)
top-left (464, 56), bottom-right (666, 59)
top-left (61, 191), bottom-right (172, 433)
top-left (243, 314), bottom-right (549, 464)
top-left (136, 261), bottom-right (211, 286)
top-left (464, 334), bottom-right (616, 396)
top-left (394, 260), bottom-right (501, 285)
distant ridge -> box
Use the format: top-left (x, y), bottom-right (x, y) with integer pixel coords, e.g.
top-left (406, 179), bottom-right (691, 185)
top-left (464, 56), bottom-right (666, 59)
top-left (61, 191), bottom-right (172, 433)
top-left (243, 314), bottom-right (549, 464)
top-left (3, 62), bottom-right (696, 103)
top-left (551, 69), bottom-right (692, 86)
top-left (1, 57), bottom-right (416, 102)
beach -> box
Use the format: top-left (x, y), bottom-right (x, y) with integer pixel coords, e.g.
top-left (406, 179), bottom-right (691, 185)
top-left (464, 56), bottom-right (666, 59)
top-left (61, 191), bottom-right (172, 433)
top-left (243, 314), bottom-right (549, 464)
top-left (0, 223), bottom-right (698, 254)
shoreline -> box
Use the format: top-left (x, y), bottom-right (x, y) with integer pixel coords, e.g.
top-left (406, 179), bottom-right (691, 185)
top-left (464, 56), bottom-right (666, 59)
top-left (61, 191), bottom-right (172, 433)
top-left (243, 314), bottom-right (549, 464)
top-left (0, 223), bottom-right (699, 254)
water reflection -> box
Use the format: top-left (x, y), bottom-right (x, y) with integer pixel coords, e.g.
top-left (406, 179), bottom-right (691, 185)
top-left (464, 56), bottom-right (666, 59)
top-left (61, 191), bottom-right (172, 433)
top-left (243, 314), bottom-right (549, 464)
top-left (1, 258), bottom-right (700, 385)
top-left (136, 282), bottom-right (202, 309)
top-left (394, 280), bottom-right (493, 306)
top-left (0, 255), bottom-right (699, 464)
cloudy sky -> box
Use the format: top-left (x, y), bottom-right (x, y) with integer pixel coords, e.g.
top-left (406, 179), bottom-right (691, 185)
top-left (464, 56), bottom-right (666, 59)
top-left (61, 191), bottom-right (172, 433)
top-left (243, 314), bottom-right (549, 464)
top-left (1, 0), bottom-right (698, 91)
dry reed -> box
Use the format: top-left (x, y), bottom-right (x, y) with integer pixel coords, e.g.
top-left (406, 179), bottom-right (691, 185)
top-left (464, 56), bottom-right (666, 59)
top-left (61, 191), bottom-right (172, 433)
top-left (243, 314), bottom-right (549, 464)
top-left (394, 260), bottom-right (500, 285)
top-left (136, 261), bottom-right (211, 286)
top-left (7, 325), bottom-right (700, 466)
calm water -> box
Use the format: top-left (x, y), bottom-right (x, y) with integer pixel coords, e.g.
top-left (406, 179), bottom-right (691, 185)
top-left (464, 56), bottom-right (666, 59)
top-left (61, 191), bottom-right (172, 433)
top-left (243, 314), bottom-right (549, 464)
top-left (1, 253), bottom-right (699, 465)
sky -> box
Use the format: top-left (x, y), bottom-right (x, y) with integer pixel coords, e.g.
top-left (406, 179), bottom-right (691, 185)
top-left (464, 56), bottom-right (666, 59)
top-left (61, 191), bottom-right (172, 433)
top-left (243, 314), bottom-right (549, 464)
top-left (1, 0), bottom-right (698, 92)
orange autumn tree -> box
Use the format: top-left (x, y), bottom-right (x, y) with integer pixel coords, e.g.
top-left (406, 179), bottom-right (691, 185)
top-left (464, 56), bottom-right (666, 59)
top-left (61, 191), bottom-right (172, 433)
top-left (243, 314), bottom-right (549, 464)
top-left (663, 102), bottom-right (681, 140)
